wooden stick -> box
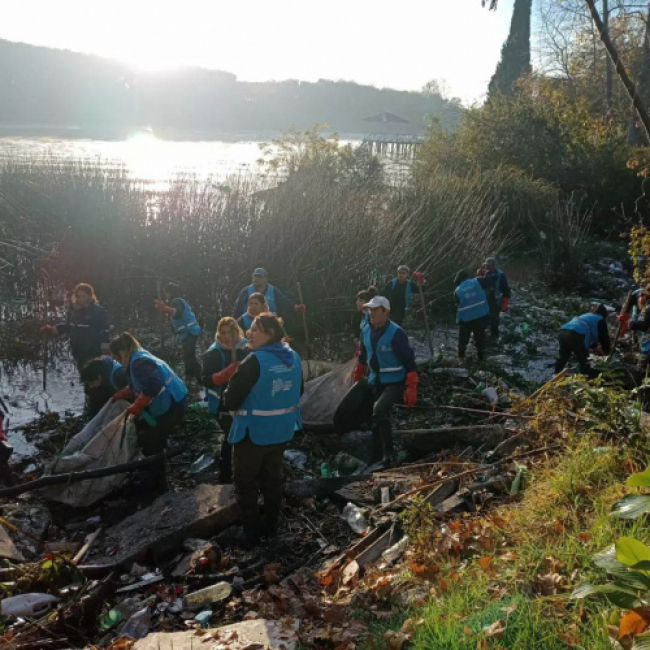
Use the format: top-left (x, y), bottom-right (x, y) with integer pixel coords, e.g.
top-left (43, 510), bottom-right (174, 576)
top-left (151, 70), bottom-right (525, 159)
top-left (0, 442), bottom-right (186, 499)
top-left (417, 281), bottom-right (434, 359)
top-left (297, 282), bottom-right (312, 380)
top-left (72, 527), bottom-right (102, 565)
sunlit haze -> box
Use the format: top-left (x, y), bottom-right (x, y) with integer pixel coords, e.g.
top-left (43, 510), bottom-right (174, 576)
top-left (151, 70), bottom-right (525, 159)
top-left (1, 0), bottom-right (515, 105)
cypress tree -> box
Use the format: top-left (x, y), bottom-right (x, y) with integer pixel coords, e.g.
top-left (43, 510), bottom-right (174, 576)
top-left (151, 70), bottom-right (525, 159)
top-left (488, 0), bottom-right (533, 97)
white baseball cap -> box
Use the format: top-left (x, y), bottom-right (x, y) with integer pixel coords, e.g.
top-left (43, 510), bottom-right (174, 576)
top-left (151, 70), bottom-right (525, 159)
top-left (363, 296), bottom-right (391, 310)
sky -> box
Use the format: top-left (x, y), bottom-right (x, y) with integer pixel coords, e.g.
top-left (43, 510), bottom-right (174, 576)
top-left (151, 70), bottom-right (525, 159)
top-left (1, 0), bottom-right (516, 105)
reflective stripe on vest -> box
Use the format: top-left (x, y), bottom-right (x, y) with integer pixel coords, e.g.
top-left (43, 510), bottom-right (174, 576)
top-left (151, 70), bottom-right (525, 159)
top-left (455, 279), bottom-right (489, 323)
top-left (229, 347), bottom-right (302, 446)
top-left (362, 321), bottom-right (407, 385)
top-left (391, 278), bottom-right (412, 310)
top-left (247, 284), bottom-right (277, 313)
top-left (170, 299), bottom-right (200, 339)
top-left (204, 342), bottom-right (225, 415)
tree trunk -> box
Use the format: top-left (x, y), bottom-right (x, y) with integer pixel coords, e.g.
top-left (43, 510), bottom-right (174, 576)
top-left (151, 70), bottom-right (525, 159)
top-left (629, 2), bottom-right (650, 145)
top-left (603, 0), bottom-right (613, 110)
top-left (584, 0), bottom-right (650, 141)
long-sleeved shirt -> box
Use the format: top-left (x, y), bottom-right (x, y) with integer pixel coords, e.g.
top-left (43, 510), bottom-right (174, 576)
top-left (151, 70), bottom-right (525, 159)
top-left (201, 344), bottom-right (250, 390)
top-left (381, 279), bottom-right (418, 323)
top-left (454, 276), bottom-right (495, 307)
top-left (56, 301), bottom-right (109, 363)
top-left (630, 305), bottom-right (650, 335)
top-left (232, 284), bottom-right (295, 319)
top-left (485, 269), bottom-right (511, 308)
top-left (128, 357), bottom-right (164, 397)
top-left (358, 320), bottom-right (417, 385)
top-left (222, 351), bottom-right (304, 412)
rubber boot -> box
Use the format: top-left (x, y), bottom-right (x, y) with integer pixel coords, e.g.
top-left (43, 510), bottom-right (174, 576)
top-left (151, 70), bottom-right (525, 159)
top-left (217, 440), bottom-right (233, 484)
top-left (377, 421), bottom-right (396, 468)
top-left (371, 427), bottom-right (383, 463)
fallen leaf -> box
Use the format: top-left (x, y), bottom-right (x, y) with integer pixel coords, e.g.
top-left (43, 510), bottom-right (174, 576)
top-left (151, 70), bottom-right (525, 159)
top-left (319, 573), bottom-right (334, 586)
top-left (619, 610), bottom-right (650, 639)
top-left (401, 619), bottom-right (417, 636)
top-left (342, 560), bottom-right (360, 586)
top-left (439, 577), bottom-right (450, 593)
top-left (264, 562), bottom-right (282, 584)
top-left (384, 630), bottom-right (410, 649)
top-left (554, 520), bottom-right (565, 533)
top-left (501, 602), bottom-right (518, 615)
top-left (479, 556), bottom-right (493, 571)
top-left (578, 532), bottom-right (592, 543)
top-left (482, 619), bottom-right (506, 639)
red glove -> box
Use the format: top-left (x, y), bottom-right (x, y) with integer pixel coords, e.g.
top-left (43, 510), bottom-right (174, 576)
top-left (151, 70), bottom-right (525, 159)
top-left (501, 298), bottom-right (509, 312)
top-left (477, 268), bottom-right (486, 277)
top-left (618, 311), bottom-right (630, 337)
top-left (212, 362), bottom-right (240, 386)
top-left (412, 271), bottom-right (426, 286)
top-left (112, 385), bottom-right (134, 402)
top-left (0, 413), bottom-right (7, 443)
top-left (155, 299), bottom-right (176, 317)
top-left (127, 393), bottom-right (153, 416)
top-left (404, 371), bottom-right (419, 408)
top-left (295, 304), bottom-right (307, 313)
top-left (40, 325), bottom-right (56, 336)
top-left (353, 363), bottom-right (367, 383)
top-left (594, 345), bottom-right (604, 357)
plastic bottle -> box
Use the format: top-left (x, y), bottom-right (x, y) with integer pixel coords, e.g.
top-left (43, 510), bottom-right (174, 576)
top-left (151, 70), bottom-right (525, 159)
top-left (190, 454), bottom-right (215, 474)
top-left (342, 502), bottom-right (369, 535)
top-left (380, 487), bottom-right (391, 505)
top-left (120, 603), bottom-right (154, 639)
top-left (183, 581), bottom-right (232, 610)
top-left (320, 462), bottom-right (332, 478)
top-left (0, 593), bottom-right (59, 618)
top-left (99, 597), bottom-right (144, 630)
top-left (521, 322), bottom-right (530, 336)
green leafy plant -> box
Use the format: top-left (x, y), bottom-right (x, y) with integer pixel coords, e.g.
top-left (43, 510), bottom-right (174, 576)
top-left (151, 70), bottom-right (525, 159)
top-left (612, 466), bottom-right (650, 520)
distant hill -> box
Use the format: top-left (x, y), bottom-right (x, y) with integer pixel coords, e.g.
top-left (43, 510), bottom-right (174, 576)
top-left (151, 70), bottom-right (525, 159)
top-left (0, 39), bottom-right (462, 137)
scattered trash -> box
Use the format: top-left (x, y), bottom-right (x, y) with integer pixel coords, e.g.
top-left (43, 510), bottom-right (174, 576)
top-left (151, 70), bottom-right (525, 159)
top-left (381, 486), bottom-right (391, 505)
top-left (382, 536), bottom-right (409, 565)
top-left (184, 581), bottom-right (232, 610)
top-left (195, 609), bottom-right (212, 628)
top-left (332, 451), bottom-right (367, 475)
top-left (1, 593), bottom-right (58, 617)
top-left (483, 387), bottom-right (499, 404)
top-left (99, 597), bottom-right (144, 630)
top-left (284, 450), bottom-right (308, 470)
top-left (120, 602), bottom-right (154, 639)
top-left (190, 454), bottom-right (215, 474)
top-left (343, 502), bottom-right (370, 535)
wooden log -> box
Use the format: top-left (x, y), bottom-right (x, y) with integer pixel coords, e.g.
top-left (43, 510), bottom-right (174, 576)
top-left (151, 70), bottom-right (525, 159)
top-left (400, 425), bottom-right (505, 456)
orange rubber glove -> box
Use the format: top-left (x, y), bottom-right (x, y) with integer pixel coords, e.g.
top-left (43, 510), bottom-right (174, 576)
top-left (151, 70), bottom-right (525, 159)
top-left (594, 345), bottom-right (604, 357)
top-left (212, 362), bottom-right (240, 386)
top-left (618, 311), bottom-right (630, 337)
top-left (412, 271), bottom-right (426, 286)
top-left (404, 371), bottom-right (419, 408)
top-left (112, 385), bottom-right (134, 402)
top-left (295, 303), bottom-right (307, 313)
top-left (155, 299), bottom-right (176, 317)
top-left (501, 297), bottom-right (509, 313)
top-left (127, 393), bottom-right (153, 416)
top-left (476, 268), bottom-right (486, 277)
top-left (40, 325), bottom-right (57, 336)
top-left (353, 363), bottom-right (367, 383)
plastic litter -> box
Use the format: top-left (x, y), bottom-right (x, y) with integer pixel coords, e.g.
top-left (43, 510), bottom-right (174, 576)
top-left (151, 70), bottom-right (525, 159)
top-left (195, 610), bottom-right (212, 628)
top-left (99, 597), bottom-right (143, 630)
top-left (184, 581), bottom-right (232, 610)
top-left (342, 502), bottom-right (369, 535)
top-left (482, 387), bottom-right (499, 404)
top-left (183, 538), bottom-right (210, 552)
top-left (284, 450), bottom-right (308, 470)
top-left (320, 462), bottom-right (332, 478)
top-left (381, 487), bottom-right (391, 505)
top-left (1, 593), bottom-right (59, 618)
top-left (382, 536), bottom-right (409, 564)
top-left (332, 451), bottom-right (367, 475)
top-left (120, 603), bottom-right (154, 639)
top-left (190, 454), bottom-right (215, 474)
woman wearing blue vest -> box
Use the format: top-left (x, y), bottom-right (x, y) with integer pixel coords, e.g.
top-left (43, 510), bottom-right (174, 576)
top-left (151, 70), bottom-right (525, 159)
top-left (154, 283), bottom-right (202, 380)
top-left (353, 296), bottom-right (418, 466)
top-left (454, 270), bottom-right (494, 360)
top-left (237, 292), bottom-right (269, 334)
top-left (110, 332), bottom-right (188, 489)
top-left (222, 314), bottom-right (303, 543)
top-left (202, 318), bottom-right (250, 484)
top-left (232, 268), bottom-right (306, 320)
top-left (555, 304), bottom-right (611, 377)
top-left (79, 356), bottom-right (129, 419)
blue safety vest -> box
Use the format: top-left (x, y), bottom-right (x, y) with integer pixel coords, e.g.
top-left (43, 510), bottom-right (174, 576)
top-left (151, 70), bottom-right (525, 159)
top-left (240, 312), bottom-right (254, 332)
top-left (391, 278), bottom-right (412, 310)
top-left (102, 356), bottom-right (124, 391)
top-left (129, 350), bottom-right (188, 418)
top-left (455, 279), bottom-right (490, 323)
top-left (246, 284), bottom-right (277, 313)
top-left (362, 321), bottom-right (407, 385)
top-left (360, 311), bottom-right (369, 331)
top-left (170, 299), bottom-right (201, 342)
top-left (633, 288), bottom-right (643, 318)
top-left (204, 342), bottom-right (226, 415)
top-left (561, 313), bottom-right (603, 350)
top-left (229, 347), bottom-right (302, 446)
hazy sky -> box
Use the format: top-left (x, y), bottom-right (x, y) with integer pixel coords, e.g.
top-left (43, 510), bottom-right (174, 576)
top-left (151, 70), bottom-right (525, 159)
top-left (1, 0), bottom-right (515, 105)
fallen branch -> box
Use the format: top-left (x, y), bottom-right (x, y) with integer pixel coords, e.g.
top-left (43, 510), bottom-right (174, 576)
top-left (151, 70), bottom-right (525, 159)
top-left (519, 369), bottom-right (568, 407)
top-left (0, 442), bottom-right (186, 499)
top-left (72, 527), bottom-right (102, 565)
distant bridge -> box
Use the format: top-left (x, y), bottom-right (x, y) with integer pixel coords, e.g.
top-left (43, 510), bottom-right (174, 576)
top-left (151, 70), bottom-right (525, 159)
top-left (360, 133), bottom-right (426, 158)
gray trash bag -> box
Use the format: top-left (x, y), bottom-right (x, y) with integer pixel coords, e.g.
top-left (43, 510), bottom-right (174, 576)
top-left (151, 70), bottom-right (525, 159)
top-left (43, 400), bottom-right (139, 507)
top-left (299, 358), bottom-right (355, 430)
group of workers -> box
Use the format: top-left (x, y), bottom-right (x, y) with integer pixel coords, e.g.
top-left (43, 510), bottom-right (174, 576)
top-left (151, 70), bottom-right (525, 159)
top-left (35, 258), bottom-right (518, 544)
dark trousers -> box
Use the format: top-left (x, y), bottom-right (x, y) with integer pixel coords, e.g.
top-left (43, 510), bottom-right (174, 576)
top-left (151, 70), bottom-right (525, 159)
top-left (370, 382), bottom-right (403, 461)
top-left (458, 316), bottom-right (489, 359)
top-left (86, 385), bottom-right (115, 420)
top-left (489, 306), bottom-right (500, 338)
top-left (181, 334), bottom-right (202, 380)
top-left (233, 435), bottom-right (286, 538)
top-left (555, 330), bottom-right (593, 376)
top-left (217, 413), bottom-right (233, 484)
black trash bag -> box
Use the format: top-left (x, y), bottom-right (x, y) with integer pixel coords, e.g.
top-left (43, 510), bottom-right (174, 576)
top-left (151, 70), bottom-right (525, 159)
top-left (333, 379), bottom-right (375, 434)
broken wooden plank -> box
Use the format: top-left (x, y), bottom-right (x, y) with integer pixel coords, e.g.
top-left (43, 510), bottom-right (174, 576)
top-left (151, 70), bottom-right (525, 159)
top-left (400, 425), bottom-right (505, 456)
top-left (285, 474), bottom-right (372, 499)
top-left (424, 480), bottom-right (459, 508)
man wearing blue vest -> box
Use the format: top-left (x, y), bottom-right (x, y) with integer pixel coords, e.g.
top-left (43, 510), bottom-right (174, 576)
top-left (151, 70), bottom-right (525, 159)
top-left (626, 290), bottom-right (650, 373)
top-left (155, 283), bottom-right (202, 380)
top-left (381, 266), bottom-right (426, 326)
top-left (232, 268), bottom-right (306, 319)
top-left (354, 296), bottom-right (418, 466)
top-left (618, 284), bottom-right (650, 339)
top-left (482, 257), bottom-right (511, 340)
top-left (555, 304), bottom-right (611, 377)
top-left (454, 269), bottom-right (494, 361)
top-left (79, 356), bottom-right (129, 419)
